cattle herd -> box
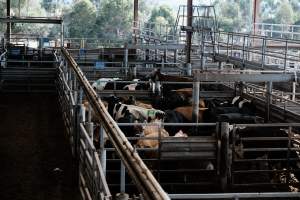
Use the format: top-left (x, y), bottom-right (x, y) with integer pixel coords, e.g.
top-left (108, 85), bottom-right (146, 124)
top-left (83, 71), bottom-right (300, 192)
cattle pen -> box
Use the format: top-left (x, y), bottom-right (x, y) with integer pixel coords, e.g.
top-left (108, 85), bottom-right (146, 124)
top-left (2, 1), bottom-right (300, 200)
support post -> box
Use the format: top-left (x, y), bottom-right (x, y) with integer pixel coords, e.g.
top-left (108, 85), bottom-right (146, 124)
top-left (185, 0), bottom-right (193, 64)
top-left (220, 122), bottom-right (229, 192)
top-left (132, 65), bottom-right (137, 79)
top-left (186, 63), bottom-right (192, 76)
top-left (87, 104), bottom-right (93, 141)
top-left (200, 31), bottom-right (206, 70)
top-left (292, 82), bottom-right (296, 101)
top-left (133, 0), bottom-right (139, 44)
top-left (261, 38), bottom-right (266, 68)
top-left (6, 0), bottom-right (11, 44)
top-left (192, 81), bottom-right (200, 123)
top-left (174, 49), bottom-right (177, 64)
top-left (162, 49), bottom-right (167, 69)
top-left (61, 23), bottom-right (64, 47)
top-left (73, 104), bottom-right (81, 184)
top-left (74, 105), bottom-right (81, 157)
top-left (218, 61), bottom-right (222, 70)
top-left (100, 125), bottom-right (107, 176)
top-left (284, 40), bottom-right (288, 72)
top-left (265, 81), bottom-right (273, 122)
top-left (253, 0), bottom-right (260, 34)
top-left (120, 161), bottom-right (126, 193)
top-left (124, 44), bottom-right (129, 77)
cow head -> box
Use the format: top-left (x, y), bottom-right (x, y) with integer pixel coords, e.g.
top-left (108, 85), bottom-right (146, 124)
top-left (103, 96), bottom-right (121, 117)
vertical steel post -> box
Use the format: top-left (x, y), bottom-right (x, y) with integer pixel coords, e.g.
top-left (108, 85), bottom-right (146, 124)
top-left (186, 0), bottom-right (193, 64)
top-left (87, 104), bottom-right (93, 141)
top-left (61, 23), bottom-right (64, 47)
top-left (265, 81), bottom-right (273, 122)
top-left (292, 82), bottom-right (296, 101)
top-left (186, 63), bottom-right (192, 76)
top-left (100, 126), bottom-right (106, 176)
top-left (261, 38), bottom-right (266, 69)
top-left (163, 49), bottom-right (167, 64)
top-left (218, 62), bottom-right (222, 70)
top-left (124, 44), bottom-right (128, 77)
top-left (174, 49), bottom-right (177, 64)
top-left (200, 31), bottom-right (206, 70)
top-left (192, 81), bottom-right (200, 123)
top-left (132, 64), bottom-right (137, 79)
top-left (154, 45), bottom-right (158, 61)
top-left (253, 0), bottom-right (260, 34)
top-left (6, 0), bottom-right (11, 44)
top-left (220, 122), bottom-right (229, 192)
top-left (120, 161), bottom-right (126, 193)
top-left (73, 104), bottom-right (81, 185)
top-left (133, 0), bottom-right (139, 44)
top-left (242, 36), bottom-right (246, 68)
top-left (284, 40), bottom-right (288, 72)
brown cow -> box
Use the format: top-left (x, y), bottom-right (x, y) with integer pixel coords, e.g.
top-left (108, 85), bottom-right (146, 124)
top-left (174, 106), bottom-right (208, 122)
top-left (173, 88), bottom-right (193, 98)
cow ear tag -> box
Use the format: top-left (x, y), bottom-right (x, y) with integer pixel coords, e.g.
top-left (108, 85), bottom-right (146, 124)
top-left (147, 110), bottom-right (155, 117)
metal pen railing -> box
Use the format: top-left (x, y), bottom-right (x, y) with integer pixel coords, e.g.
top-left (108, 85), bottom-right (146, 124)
top-left (57, 52), bottom-right (112, 200)
top-left (253, 23), bottom-right (300, 40)
top-left (231, 123), bottom-right (300, 191)
top-left (195, 29), bottom-right (300, 71)
top-left (58, 47), bottom-right (169, 200)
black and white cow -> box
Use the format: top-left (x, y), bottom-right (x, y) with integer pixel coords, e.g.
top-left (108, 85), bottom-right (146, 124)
top-left (92, 78), bottom-right (120, 91)
top-left (105, 96), bottom-right (165, 123)
top-left (123, 79), bottom-right (149, 91)
top-left (231, 96), bottom-right (256, 116)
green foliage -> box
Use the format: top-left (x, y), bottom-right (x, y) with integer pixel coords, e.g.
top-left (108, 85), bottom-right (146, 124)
top-left (95, 0), bottom-right (133, 40)
top-left (64, 0), bottom-right (97, 38)
top-left (261, 0), bottom-right (300, 25)
top-left (215, 0), bottom-right (245, 32)
top-left (275, 0), bottom-right (294, 24)
top-left (0, 0), bottom-right (5, 34)
top-left (3, 0), bottom-right (300, 42)
top-left (148, 5), bottom-right (175, 25)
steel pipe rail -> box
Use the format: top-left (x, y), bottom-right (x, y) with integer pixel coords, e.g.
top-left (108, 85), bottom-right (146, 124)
top-left (0, 17), bottom-right (63, 24)
top-left (60, 47), bottom-right (169, 200)
top-left (169, 192), bottom-right (300, 199)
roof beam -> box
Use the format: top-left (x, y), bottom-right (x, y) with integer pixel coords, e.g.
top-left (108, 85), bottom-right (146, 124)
top-left (0, 17), bottom-right (63, 24)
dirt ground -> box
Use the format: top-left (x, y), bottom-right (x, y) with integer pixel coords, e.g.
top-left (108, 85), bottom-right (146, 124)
top-left (0, 93), bottom-right (80, 200)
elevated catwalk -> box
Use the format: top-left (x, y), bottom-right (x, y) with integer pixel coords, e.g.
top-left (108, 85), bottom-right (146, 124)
top-left (0, 93), bottom-right (80, 200)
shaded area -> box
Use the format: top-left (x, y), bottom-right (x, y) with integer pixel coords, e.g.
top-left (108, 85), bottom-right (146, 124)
top-left (0, 93), bottom-right (80, 200)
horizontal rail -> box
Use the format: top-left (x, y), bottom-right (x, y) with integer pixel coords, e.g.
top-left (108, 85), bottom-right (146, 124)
top-left (169, 192), bottom-right (300, 199)
top-left (0, 17), bottom-right (63, 24)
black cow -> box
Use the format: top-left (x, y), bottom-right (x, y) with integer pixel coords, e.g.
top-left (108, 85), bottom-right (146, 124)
top-left (152, 91), bottom-right (191, 110)
top-left (163, 110), bottom-right (190, 136)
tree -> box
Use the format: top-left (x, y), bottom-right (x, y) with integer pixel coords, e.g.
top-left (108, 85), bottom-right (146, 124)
top-left (275, 0), bottom-right (294, 24)
top-left (215, 0), bottom-right (243, 32)
top-left (95, 0), bottom-right (133, 40)
top-left (148, 5), bottom-right (174, 25)
top-left (64, 0), bottom-right (97, 38)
